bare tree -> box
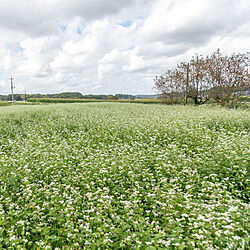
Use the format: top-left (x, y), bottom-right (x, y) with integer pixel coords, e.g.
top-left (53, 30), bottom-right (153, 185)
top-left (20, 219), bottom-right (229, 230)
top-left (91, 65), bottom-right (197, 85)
top-left (154, 49), bottom-right (249, 106)
top-left (186, 55), bottom-right (209, 105)
top-left (207, 50), bottom-right (249, 105)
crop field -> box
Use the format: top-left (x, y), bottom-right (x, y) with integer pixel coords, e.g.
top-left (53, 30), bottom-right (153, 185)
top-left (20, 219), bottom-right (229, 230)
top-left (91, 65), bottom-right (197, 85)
top-left (27, 98), bottom-right (163, 104)
top-left (0, 103), bottom-right (249, 249)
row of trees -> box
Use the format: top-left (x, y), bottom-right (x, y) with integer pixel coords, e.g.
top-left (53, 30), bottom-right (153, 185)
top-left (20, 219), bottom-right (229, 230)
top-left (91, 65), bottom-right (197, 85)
top-left (154, 50), bottom-right (249, 106)
top-left (0, 94), bottom-right (23, 101)
top-left (0, 92), bottom-right (120, 101)
top-left (26, 92), bottom-right (118, 100)
top-left (0, 92), bottom-right (158, 101)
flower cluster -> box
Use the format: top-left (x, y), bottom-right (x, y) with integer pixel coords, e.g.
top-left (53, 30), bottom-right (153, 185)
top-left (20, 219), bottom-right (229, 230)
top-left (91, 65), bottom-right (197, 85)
top-left (0, 103), bottom-right (249, 248)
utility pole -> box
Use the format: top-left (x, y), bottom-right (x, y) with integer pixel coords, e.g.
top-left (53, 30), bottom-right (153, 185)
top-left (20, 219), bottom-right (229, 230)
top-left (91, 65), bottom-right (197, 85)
top-left (185, 63), bottom-right (189, 105)
top-left (24, 90), bottom-right (26, 102)
top-left (10, 76), bottom-right (14, 103)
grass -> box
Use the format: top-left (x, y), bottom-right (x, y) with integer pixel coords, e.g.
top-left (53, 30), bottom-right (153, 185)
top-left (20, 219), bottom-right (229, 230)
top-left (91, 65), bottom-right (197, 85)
top-left (0, 103), bottom-right (249, 248)
top-left (0, 102), bottom-right (11, 107)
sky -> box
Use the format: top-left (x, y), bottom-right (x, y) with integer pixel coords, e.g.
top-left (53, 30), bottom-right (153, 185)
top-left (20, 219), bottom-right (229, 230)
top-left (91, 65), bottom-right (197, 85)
top-left (0, 0), bottom-right (249, 95)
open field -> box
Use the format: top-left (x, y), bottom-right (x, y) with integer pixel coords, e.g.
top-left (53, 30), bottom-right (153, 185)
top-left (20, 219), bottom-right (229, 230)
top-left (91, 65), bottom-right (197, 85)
top-left (0, 103), bottom-right (249, 248)
top-left (27, 98), bottom-right (163, 104)
top-left (26, 96), bottom-right (250, 107)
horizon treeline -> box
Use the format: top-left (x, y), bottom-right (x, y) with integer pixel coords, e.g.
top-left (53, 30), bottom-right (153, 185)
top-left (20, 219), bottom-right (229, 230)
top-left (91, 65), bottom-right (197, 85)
top-left (0, 92), bottom-right (158, 101)
top-left (154, 49), bottom-right (249, 106)
top-left (0, 92), bottom-right (116, 101)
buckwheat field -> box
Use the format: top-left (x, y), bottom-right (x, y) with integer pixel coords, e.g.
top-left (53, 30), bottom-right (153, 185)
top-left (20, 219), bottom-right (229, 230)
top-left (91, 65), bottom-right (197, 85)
top-left (0, 103), bottom-right (249, 249)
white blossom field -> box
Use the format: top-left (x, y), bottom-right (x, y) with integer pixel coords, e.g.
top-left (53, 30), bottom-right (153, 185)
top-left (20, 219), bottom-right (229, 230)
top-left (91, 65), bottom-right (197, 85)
top-left (0, 103), bottom-right (249, 249)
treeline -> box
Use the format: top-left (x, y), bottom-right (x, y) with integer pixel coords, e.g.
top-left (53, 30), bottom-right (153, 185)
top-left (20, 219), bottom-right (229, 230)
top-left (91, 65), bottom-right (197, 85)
top-left (154, 49), bottom-right (249, 106)
top-left (27, 98), bottom-right (162, 104)
top-left (29, 93), bottom-right (156, 100)
top-left (28, 92), bottom-right (119, 100)
top-left (0, 92), bottom-right (119, 101)
top-left (0, 92), bottom-right (158, 101)
top-left (0, 94), bottom-right (23, 101)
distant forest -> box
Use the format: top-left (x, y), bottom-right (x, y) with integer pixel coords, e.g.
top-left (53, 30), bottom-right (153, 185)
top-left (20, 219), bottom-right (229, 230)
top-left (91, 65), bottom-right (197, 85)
top-left (0, 92), bottom-right (158, 101)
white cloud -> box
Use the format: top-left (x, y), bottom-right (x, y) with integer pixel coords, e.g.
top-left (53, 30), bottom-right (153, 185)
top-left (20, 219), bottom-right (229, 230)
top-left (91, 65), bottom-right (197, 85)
top-left (0, 0), bottom-right (249, 95)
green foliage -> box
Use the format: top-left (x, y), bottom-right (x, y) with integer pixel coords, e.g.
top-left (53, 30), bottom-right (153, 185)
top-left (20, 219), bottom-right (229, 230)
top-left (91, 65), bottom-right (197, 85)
top-left (0, 94), bottom-right (23, 101)
top-left (0, 102), bottom-right (11, 107)
top-left (239, 96), bottom-right (250, 103)
top-left (0, 103), bottom-right (249, 248)
top-left (0, 92), bottom-right (120, 101)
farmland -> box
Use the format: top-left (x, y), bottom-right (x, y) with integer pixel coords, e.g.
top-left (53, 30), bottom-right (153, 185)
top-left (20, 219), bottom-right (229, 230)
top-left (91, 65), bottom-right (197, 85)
top-left (0, 103), bottom-right (249, 248)
top-left (27, 98), bottom-right (163, 104)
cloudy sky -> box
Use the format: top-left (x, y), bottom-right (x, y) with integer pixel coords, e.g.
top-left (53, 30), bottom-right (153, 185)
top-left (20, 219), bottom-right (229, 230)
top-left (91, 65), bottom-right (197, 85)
top-left (0, 0), bottom-right (249, 95)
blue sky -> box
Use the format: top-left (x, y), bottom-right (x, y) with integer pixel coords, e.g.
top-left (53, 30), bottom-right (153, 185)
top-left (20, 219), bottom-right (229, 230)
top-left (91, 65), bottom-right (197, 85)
top-left (118, 20), bottom-right (133, 27)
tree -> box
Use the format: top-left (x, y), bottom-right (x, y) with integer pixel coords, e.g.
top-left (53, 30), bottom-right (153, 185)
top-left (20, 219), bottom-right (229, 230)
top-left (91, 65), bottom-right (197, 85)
top-left (206, 50), bottom-right (249, 105)
top-left (187, 55), bottom-right (209, 105)
top-left (154, 50), bottom-right (249, 106)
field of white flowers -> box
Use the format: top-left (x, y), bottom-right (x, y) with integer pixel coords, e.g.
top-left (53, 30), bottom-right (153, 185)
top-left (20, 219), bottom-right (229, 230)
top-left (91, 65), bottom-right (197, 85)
top-left (0, 103), bottom-right (249, 249)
